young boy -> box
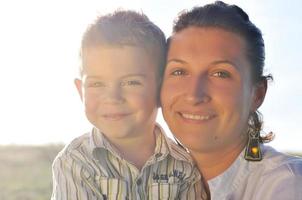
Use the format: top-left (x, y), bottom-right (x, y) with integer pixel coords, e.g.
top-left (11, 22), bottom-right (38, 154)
top-left (51, 10), bottom-right (207, 200)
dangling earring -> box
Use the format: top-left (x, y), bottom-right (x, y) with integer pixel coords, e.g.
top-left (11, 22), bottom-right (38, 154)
top-left (244, 128), bottom-right (262, 161)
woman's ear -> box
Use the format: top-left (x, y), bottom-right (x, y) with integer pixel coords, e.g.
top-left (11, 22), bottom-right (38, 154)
top-left (74, 78), bottom-right (83, 101)
top-left (252, 79), bottom-right (267, 110)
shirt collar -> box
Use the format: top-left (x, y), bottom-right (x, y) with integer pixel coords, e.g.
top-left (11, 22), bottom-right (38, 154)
top-left (89, 123), bottom-right (192, 163)
top-left (89, 127), bottom-right (122, 160)
top-left (150, 123), bottom-right (194, 164)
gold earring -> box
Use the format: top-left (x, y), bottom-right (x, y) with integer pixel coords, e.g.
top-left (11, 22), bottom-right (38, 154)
top-left (244, 128), bottom-right (262, 161)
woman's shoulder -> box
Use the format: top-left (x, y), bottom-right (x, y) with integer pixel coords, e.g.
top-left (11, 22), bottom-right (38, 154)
top-left (247, 145), bottom-right (302, 199)
top-left (261, 145), bottom-right (302, 174)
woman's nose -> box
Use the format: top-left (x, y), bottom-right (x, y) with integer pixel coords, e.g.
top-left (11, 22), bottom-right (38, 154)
top-left (184, 76), bottom-right (211, 104)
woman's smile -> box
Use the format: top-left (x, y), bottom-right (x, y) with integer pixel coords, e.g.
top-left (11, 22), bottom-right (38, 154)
top-left (161, 27), bottom-right (256, 152)
top-left (178, 112), bottom-right (216, 122)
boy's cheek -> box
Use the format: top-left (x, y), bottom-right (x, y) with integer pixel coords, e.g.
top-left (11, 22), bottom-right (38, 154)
top-left (83, 93), bottom-right (100, 111)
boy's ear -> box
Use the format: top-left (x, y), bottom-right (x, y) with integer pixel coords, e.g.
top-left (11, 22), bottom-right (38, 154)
top-left (74, 78), bottom-right (83, 101)
top-left (157, 79), bottom-right (163, 108)
top-left (252, 79), bottom-right (267, 111)
top-left (157, 95), bottom-right (161, 108)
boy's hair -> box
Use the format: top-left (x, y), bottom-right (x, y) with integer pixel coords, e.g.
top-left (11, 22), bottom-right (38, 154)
top-left (80, 10), bottom-right (167, 82)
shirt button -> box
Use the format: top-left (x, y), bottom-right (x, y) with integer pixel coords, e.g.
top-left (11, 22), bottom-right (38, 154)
top-left (137, 178), bottom-right (142, 185)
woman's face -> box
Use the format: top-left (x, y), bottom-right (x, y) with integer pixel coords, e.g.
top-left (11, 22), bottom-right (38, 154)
top-left (161, 27), bottom-right (266, 153)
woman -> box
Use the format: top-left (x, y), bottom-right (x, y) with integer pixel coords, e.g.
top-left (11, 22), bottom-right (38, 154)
top-left (161, 1), bottom-right (302, 199)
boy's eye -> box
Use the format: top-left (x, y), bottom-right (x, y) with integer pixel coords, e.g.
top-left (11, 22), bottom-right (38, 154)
top-left (89, 82), bottom-right (105, 87)
top-left (121, 80), bottom-right (142, 86)
top-left (170, 69), bottom-right (186, 76)
top-left (212, 71), bottom-right (231, 78)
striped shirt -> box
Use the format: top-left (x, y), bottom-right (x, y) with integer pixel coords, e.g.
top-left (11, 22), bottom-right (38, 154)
top-left (51, 124), bottom-right (207, 200)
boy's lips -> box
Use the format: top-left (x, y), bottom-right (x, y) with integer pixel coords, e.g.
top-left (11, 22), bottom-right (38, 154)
top-left (102, 113), bottom-right (132, 121)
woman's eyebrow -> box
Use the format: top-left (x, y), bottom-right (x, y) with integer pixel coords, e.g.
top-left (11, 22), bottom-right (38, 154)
top-left (166, 58), bottom-right (188, 65)
top-left (210, 60), bottom-right (240, 70)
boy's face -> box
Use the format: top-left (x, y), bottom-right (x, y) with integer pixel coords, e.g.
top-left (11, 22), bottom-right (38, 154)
top-left (75, 46), bottom-right (158, 140)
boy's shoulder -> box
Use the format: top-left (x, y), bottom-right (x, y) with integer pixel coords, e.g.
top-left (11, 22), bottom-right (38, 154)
top-left (54, 131), bottom-right (92, 162)
top-left (53, 127), bottom-right (120, 165)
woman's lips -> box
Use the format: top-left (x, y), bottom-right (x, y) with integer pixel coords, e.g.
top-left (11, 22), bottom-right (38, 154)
top-left (178, 112), bottom-right (216, 123)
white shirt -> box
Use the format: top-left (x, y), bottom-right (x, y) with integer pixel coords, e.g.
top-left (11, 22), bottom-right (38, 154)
top-left (51, 124), bottom-right (207, 200)
top-left (208, 145), bottom-right (302, 200)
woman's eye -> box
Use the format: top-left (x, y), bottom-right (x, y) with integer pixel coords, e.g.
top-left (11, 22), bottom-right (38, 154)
top-left (170, 69), bottom-right (186, 76)
top-left (212, 71), bottom-right (231, 78)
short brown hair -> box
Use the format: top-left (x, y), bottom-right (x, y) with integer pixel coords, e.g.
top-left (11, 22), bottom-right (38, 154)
top-left (81, 10), bottom-right (166, 82)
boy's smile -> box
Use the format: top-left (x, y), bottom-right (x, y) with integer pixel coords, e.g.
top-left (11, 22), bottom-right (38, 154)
top-left (75, 46), bottom-right (159, 141)
top-left (101, 112), bottom-right (132, 121)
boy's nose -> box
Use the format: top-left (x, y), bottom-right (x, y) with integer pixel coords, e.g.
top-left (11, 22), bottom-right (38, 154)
top-left (102, 85), bottom-right (125, 104)
top-left (184, 76), bottom-right (211, 104)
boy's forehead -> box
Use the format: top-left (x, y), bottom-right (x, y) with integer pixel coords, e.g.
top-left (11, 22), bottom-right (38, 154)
top-left (82, 43), bottom-right (160, 61)
top-left (83, 45), bottom-right (162, 66)
top-left (80, 45), bottom-right (159, 77)
top-left (82, 45), bottom-right (147, 59)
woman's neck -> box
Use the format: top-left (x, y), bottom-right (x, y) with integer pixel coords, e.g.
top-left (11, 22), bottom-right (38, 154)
top-left (191, 139), bottom-right (247, 181)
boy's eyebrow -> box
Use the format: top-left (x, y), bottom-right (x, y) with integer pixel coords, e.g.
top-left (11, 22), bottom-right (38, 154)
top-left (85, 75), bottom-right (104, 80)
top-left (85, 74), bottom-right (147, 80)
top-left (120, 73), bottom-right (147, 79)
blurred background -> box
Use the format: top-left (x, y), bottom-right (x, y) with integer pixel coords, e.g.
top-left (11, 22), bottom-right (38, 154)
top-left (0, 0), bottom-right (301, 199)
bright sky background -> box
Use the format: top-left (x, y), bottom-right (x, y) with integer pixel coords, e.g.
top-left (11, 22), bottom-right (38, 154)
top-left (0, 0), bottom-right (301, 152)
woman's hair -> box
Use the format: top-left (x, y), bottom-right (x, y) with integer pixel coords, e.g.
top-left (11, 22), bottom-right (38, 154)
top-left (170, 1), bottom-right (273, 142)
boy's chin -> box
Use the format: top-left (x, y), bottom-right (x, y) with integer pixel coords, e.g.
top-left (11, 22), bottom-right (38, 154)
top-left (98, 126), bottom-right (140, 140)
